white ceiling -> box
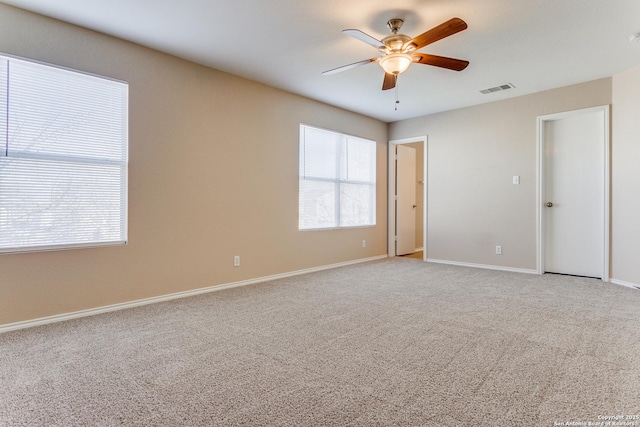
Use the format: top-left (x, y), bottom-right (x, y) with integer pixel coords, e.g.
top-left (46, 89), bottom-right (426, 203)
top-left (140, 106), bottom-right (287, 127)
top-left (2, 0), bottom-right (640, 122)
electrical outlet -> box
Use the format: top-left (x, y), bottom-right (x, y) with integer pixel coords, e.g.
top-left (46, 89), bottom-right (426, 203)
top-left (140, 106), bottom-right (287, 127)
top-left (496, 246), bottom-right (502, 255)
top-left (513, 176), bottom-right (520, 185)
top-left (233, 255), bottom-right (240, 267)
top-left (362, 240), bottom-right (366, 248)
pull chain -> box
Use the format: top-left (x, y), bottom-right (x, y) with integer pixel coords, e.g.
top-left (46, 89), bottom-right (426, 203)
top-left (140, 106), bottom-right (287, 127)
top-left (394, 76), bottom-right (400, 111)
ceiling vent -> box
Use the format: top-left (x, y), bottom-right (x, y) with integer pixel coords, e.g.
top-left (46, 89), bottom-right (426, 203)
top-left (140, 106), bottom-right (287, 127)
top-left (480, 83), bottom-right (515, 94)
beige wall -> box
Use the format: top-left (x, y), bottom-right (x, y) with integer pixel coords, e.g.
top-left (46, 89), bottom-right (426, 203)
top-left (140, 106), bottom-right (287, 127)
top-left (612, 66), bottom-right (640, 285)
top-left (389, 79), bottom-right (612, 270)
top-left (0, 5), bottom-right (388, 326)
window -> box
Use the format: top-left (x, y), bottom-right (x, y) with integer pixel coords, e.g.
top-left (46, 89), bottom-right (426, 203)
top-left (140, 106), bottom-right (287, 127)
top-left (0, 54), bottom-right (128, 253)
top-left (299, 125), bottom-right (376, 230)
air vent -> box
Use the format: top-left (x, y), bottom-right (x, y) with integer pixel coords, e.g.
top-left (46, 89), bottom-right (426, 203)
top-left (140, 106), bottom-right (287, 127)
top-left (480, 83), bottom-right (515, 94)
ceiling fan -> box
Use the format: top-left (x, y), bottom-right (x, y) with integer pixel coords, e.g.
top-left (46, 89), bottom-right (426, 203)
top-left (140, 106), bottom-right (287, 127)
top-left (323, 17), bottom-right (469, 90)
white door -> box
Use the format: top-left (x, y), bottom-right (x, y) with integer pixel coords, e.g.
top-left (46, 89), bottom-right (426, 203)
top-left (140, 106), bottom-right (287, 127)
top-left (396, 144), bottom-right (416, 255)
top-left (543, 109), bottom-right (606, 278)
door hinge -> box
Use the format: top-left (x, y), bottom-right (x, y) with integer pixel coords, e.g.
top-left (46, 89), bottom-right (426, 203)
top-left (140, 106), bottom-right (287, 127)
top-left (395, 235), bottom-right (398, 241)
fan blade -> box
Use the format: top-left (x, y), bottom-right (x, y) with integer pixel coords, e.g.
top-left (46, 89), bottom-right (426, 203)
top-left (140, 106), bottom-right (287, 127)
top-left (412, 53), bottom-right (469, 71)
top-left (322, 58), bottom-right (378, 75)
top-left (343, 29), bottom-right (385, 49)
top-left (382, 72), bottom-right (396, 91)
top-left (405, 17), bottom-right (468, 51)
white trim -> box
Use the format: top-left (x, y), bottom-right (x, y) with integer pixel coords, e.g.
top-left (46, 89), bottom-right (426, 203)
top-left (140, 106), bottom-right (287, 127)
top-left (388, 136), bottom-right (428, 261)
top-left (536, 105), bottom-right (610, 281)
top-left (0, 255), bottom-right (388, 334)
top-left (426, 258), bottom-right (538, 275)
top-left (610, 279), bottom-right (640, 290)
top-left (0, 51), bottom-right (128, 84)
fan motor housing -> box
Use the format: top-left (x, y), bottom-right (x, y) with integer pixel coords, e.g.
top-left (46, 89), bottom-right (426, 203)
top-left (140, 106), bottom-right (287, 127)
top-left (381, 34), bottom-right (411, 52)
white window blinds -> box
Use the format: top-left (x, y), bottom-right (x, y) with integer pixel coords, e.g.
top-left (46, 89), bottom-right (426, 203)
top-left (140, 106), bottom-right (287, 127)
top-left (0, 55), bottom-right (128, 253)
top-left (299, 125), bottom-right (376, 230)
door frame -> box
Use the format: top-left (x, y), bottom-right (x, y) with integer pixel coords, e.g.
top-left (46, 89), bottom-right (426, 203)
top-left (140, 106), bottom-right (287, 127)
top-left (388, 136), bottom-right (427, 260)
top-left (535, 105), bottom-right (610, 280)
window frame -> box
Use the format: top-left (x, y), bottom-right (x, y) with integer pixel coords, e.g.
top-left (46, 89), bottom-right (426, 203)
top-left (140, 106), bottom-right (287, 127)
top-left (298, 124), bottom-right (376, 231)
top-left (0, 53), bottom-right (128, 254)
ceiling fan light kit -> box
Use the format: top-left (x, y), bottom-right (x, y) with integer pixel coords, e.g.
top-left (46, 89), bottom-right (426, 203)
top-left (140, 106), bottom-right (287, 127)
top-left (379, 52), bottom-right (413, 75)
top-left (324, 17), bottom-right (469, 91)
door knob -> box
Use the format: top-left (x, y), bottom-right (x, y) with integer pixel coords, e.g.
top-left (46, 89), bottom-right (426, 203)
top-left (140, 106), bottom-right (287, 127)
top-left (545, 202), bottom-right (553, 207)
top-left (412, 205), bottom-right (417, 208)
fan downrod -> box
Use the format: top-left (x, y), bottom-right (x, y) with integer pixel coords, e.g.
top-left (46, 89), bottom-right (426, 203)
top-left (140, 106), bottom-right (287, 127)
top-left (386, 19), bottom-right (404, 34)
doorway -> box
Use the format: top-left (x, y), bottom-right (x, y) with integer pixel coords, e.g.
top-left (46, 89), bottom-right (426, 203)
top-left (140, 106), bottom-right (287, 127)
top-left (388, 136), bottom-right (427, 260)
top-left (536, 106), bottom-right (610, 280)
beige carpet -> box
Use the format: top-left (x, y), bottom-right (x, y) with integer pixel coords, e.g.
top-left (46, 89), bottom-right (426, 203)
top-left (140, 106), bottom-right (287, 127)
top-left (1, 258), bottom-right (639, 426)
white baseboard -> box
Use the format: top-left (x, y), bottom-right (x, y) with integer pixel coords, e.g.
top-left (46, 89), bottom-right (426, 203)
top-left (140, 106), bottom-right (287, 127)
top-left (610, 278), bottom-right (640, 290)
top-left (0, 255), bottom-right (388, 334)
top-left (426, 258), bottom-right (538, 275)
